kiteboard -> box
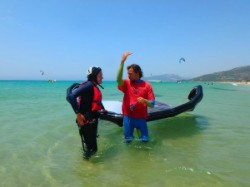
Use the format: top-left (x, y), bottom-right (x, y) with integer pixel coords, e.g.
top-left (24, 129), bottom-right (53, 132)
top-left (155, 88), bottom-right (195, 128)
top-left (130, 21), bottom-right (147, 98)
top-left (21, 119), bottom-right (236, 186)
top-left (100, 85), bottom-right (203, 127)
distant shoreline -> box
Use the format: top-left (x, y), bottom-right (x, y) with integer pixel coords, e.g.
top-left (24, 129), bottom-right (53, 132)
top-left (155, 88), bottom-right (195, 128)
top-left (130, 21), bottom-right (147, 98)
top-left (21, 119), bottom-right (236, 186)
top-left (216, 81), bottom-right (250, 85)
top-left (0, 80), bottom-right (249, 85)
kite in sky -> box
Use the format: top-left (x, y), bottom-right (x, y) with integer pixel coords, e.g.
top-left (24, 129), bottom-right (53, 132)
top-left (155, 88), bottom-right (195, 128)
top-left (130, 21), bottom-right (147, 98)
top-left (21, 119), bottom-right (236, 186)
top-left (179, 57), bottom-right (185, 63)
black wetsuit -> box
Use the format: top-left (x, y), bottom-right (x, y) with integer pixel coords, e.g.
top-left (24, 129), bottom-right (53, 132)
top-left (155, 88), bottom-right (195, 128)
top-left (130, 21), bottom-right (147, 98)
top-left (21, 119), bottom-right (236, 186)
top-left (66, 81), bottom-right (103, 158)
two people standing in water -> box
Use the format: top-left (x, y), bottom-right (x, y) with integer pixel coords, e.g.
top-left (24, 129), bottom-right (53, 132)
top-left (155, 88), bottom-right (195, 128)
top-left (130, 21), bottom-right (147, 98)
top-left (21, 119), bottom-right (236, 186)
top-left (67, 51), bottom-right (155, 159)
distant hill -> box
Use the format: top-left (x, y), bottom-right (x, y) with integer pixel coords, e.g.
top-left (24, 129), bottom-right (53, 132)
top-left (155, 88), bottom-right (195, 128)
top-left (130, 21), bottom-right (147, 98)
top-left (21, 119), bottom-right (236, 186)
top-left (191, 65), bottom-right (250, 82)
top-left (142, 65), bottom-right (250, 82)
top-left (143, 74), bottom-right (183, 82)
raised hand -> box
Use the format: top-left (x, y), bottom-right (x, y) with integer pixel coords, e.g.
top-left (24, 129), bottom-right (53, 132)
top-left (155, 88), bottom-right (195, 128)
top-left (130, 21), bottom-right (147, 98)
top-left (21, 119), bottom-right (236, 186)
top-left (121, 52), bottom-right (132, 63)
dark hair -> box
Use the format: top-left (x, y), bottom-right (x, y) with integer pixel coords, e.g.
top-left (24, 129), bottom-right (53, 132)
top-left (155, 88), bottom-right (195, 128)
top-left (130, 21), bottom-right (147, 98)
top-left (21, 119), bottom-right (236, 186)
top-left (127, 64), bottom-right (143, 78)
top-left (87, 66), bottom-right (102, 82)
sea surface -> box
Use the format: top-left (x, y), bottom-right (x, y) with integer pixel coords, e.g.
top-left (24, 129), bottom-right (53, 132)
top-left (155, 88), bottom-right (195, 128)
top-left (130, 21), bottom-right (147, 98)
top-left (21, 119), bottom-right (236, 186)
top-left (0, 80), bottom-right (249, 187)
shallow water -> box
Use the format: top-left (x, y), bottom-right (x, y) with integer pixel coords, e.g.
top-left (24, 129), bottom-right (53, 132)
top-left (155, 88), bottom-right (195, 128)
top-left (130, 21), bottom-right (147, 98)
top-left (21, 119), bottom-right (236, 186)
top-left (0, 80), bottom-right (249, 186)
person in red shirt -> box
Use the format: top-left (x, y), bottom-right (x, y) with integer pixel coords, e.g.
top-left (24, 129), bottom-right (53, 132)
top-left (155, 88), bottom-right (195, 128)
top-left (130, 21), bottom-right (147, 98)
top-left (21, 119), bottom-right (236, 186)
top-left (117, 52), bottom-right (155, 143)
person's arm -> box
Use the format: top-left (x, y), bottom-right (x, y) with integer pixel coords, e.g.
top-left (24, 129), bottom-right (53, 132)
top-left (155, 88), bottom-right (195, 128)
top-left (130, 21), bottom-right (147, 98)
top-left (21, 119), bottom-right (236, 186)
top-left (116, 52), bottom-right (132, 86)
top-left (137, 83), bottom-right (155, 108)
top-left (66, 91), bottom-right (80, 114)
top-left (137, 97), bottom-right (155, 108)
top-left (67, 82), bottom-right (92, 125)
top-left (145, 99), bottom-right (155, 108)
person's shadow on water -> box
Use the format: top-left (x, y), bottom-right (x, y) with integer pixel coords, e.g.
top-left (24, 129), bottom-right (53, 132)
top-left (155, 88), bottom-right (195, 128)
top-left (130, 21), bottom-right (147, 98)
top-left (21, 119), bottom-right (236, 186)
top-left (88, 114), bottom-right (209, 162)
top-left (149, 114), bottom-right (209, 140)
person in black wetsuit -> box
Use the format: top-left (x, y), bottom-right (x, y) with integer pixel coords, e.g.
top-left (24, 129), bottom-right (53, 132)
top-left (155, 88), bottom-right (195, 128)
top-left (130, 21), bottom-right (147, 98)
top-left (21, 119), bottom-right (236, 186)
top-left (66, 66), bottom-right (105, 159)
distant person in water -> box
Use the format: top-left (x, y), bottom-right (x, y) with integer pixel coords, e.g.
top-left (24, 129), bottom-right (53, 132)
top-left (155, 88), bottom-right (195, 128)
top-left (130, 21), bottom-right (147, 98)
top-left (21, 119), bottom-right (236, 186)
top-left (66, 66), bottom-right (105, 159)
top-left (116, 52), bottom-right (155, 143)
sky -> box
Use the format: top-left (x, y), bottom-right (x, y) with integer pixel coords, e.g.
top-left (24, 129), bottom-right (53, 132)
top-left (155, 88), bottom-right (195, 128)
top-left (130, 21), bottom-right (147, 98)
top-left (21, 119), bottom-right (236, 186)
top-left (0, 0), bottom-right (250, 80)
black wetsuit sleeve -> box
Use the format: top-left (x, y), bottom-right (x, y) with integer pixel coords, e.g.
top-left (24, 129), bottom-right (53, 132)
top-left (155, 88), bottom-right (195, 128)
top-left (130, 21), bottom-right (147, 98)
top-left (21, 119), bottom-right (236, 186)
top-left (66, 82), bottom-right (93, 114)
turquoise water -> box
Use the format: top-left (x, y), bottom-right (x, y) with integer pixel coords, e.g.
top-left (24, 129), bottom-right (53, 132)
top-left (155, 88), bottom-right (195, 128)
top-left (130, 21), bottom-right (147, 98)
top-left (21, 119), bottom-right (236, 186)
top-left (0, 80), bottom-right (249, 187)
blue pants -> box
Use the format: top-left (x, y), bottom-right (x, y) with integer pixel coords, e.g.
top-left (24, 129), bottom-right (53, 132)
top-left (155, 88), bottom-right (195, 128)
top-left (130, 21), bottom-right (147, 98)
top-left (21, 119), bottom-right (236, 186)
top-left (123, 115), bottom-right (149, 142)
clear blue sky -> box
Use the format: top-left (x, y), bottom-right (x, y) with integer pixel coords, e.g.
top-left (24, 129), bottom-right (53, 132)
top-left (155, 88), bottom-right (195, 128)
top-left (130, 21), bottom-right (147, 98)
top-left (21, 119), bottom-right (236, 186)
top-left (0, 0), bottom-right (249, 80)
